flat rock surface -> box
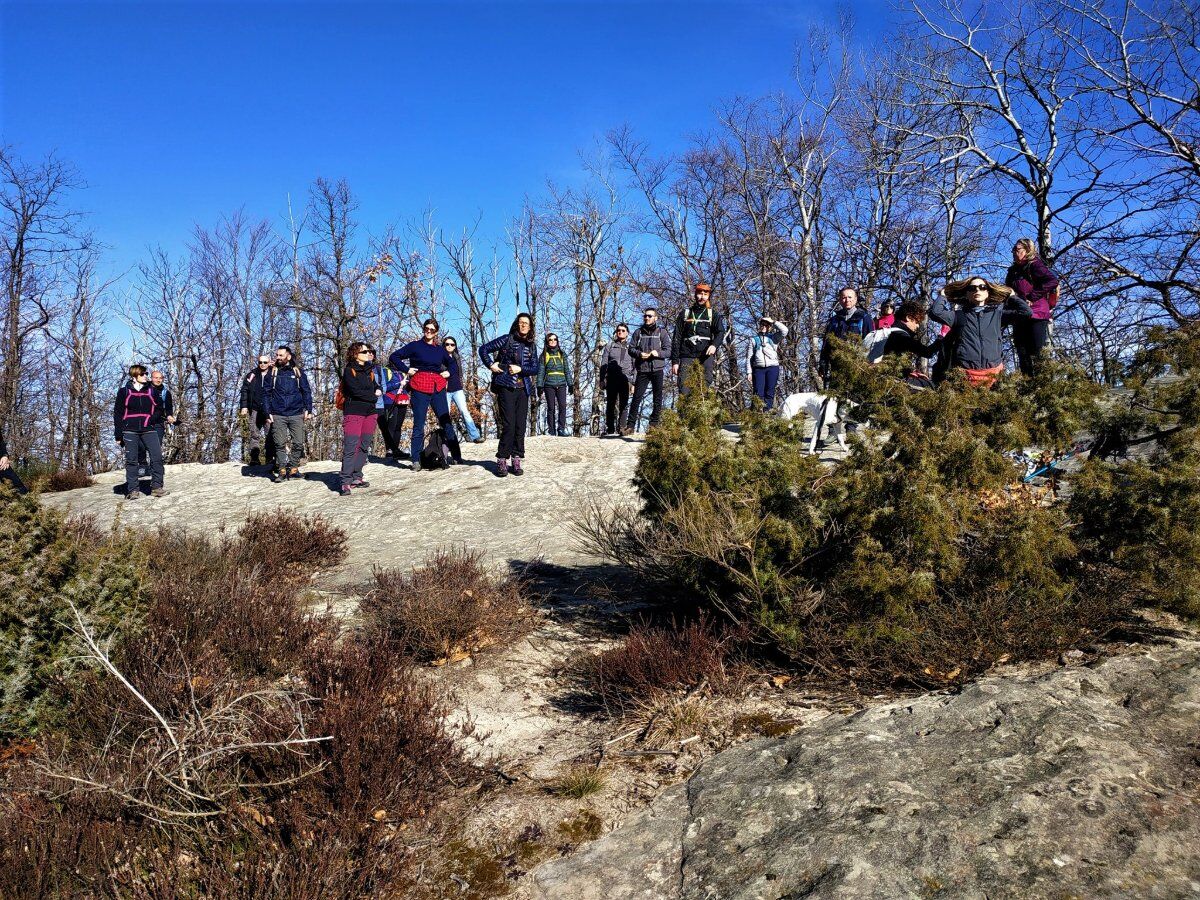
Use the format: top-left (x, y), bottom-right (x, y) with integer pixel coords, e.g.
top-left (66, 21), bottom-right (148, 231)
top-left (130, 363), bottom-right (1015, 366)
top-left (42, 435), bottom-right (643, 575)
top-left (531, 642), bottom-right (1200, 900)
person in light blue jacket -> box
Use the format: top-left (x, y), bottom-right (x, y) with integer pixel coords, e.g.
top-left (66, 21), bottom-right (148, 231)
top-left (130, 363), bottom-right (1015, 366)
top-left (746, 316), bottom-right (788, 410)
top-left (442, 336), bottom-right (483, 442)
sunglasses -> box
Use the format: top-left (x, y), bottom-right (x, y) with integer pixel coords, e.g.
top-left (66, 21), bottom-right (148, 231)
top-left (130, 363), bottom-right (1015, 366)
top-left (970, 284), bottom-right (989, 292)
top-left (258, 360), bottom-right (270, 364)
top-left (423, 327), bottom-right (438, 333)
top-left (444, 343), bottom-right (457, 348)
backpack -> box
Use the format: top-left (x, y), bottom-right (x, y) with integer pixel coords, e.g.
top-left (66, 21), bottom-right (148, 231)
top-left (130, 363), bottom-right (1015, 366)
top-left (1046, 284), bottom-right (1060, 310)
top-left (863, 327), bottom-right (901, 363)
top-left (420, 426), bottom-right (451, 470)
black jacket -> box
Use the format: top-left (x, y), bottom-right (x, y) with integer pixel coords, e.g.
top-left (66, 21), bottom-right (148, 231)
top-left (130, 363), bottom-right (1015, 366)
top-left (882, 322), bottom-right (943, 360)
top-left (630, 324), bottom-right (672, 372)
top-left (930, 294), bottom-right (1031, 370)
top-left (114, 380), bottom-right (165, 440)
top-left (672, 305), bottom-right (727, 359)
top-left (340, 365), bottom-right (378, 417)
top-left (239, 368), bottom-right (267, 411)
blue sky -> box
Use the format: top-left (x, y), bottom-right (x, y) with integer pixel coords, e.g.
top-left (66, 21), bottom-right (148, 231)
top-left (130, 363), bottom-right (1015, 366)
top-left (2, 0), bottom-right (900, 278)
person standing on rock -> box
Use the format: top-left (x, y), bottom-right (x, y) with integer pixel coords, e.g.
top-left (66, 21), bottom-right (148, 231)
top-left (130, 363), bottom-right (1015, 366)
top-left (479, 312), bottom-right (540, 477)
top-left (1005, 237), bottom-right (1060, 377)
top-left (373, 354), bottom-right (408, 460)
top-left (536, 333), bottom-right (574, 437)
top-left (263, 346), bottom-right (313, 482)
top-left (672, 282), bottom-right (727, 396)
top-left (819, 287), bottom-right (874, 389)
top-left (239, 353), bottom-right (275, 468)
top-left (599, 323), bottom-right (637, 436)
top-left (0, 427), bottom-right (28, 495)
top-left (114, 364), bottom-right (168, 499)
top-left (149, 370), bottom-right (176, 460)
top-left (628, 307), bottom-right (671, 432)
top-left (389, 318), bottom-right (462, 472)
top-left (337, 342), bottom-right (382, 496)
top-left (443, 336), bottom-right (485, 444)
top-left (746, 316), bottom-right (789, 410)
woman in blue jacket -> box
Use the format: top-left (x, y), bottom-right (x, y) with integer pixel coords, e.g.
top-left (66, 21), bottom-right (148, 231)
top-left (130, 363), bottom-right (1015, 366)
top-left (389, 318), bottom-right (461, 472)
top-left (479, 313), bottom-right (539, 477)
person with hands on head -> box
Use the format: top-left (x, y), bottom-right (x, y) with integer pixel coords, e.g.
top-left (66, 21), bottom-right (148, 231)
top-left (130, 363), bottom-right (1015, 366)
top-left (263, 345), bottom-right (313, 483)
top-left (389, 318), bottom-right (462, 472)
top-left (0, 427), bottom-right (28, 495)
top-left (114, 363), bottom-right (167, 500)
top-left (930, 277), bottom-right (1031, 388)
top-left (479, 312), bottom-right (539, 477)
top-left (747, 315), bottom-right (789, 410)
top-left (672, 282), bottom-right (727, 395)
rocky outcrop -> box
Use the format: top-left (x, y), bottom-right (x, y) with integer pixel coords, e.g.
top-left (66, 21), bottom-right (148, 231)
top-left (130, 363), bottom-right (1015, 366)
top-left (531, 644), bottom-right (1200, 899)
top-left (41, 435), bottom-right (641, 575)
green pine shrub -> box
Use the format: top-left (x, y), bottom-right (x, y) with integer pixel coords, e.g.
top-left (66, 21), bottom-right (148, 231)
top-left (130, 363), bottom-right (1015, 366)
top-left (584, 340), bottom-right (1130, 686)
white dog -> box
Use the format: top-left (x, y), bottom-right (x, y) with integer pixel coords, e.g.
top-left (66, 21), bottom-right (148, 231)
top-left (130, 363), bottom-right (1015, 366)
top-left (778, 392), bottom-right (847, 453)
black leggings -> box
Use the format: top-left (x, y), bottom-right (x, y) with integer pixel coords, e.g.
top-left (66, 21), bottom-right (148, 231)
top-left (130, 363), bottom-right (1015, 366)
top-left (0, 466), bottom-right (28, 495)
top-left (1013, 319), bottom-right (1051, 376)
top-left (494, 386), bottom-right (529, 459)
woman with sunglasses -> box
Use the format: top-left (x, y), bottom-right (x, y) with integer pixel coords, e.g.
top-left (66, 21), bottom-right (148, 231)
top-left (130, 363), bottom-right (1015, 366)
top-left (441, 336), bottom-right (483, 443)
top-left (930, 277), bottom-right (1031, 387)
top-left (338, 342), bottom-right (382, 495)
top-left (479, 313), bottom-right (539, 477)
top-left (536, 333), bottom-right (574, 436)
top-left (389, 319), bottom-right (462, 471)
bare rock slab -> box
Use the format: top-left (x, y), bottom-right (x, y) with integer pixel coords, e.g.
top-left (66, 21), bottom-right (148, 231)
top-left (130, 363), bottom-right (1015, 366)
top-left (531, 645), bottom-right (1200, 899)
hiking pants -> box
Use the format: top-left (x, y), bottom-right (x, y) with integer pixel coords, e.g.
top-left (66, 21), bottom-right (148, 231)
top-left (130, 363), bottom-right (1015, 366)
top-left (447, 389), bottom-right (481, 441)
top-left (494, 385), bottom-right (528, 460)
top-left (543, 383), bottom-right (568, 435)
top-left (123, 430), bottom-right (163, 495)
top-left (409, 389), bottom-right (456, 465)
top-left (339, 413), bottom-right (377, 486)
top-left (378, 404), bottom-right (408, 457)
top-left (630, 370), bottom-right (665, 430)
top-left (676, 356), bottom-right (715, 396)
top-left (270, 414), bottom-right (306, 469)
top-left (604, 378), bottom-right (630, 434)
top-left (246, 409), bottom-right (275, 464)
top-left (752, 365), bottom-right (780, 410)
top-left (1013, 319), bottom-right (1051, 377)
top-left (0, 466), bottom-right (28, 495)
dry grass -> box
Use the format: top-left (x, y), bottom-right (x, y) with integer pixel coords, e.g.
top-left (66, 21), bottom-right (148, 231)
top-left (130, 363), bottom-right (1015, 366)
top-left (552, 765), bottom-right (607, 799)
top-left (43, 469), bottom-right (95, 492)
top-left (363, 546), bottom-right (534, 662)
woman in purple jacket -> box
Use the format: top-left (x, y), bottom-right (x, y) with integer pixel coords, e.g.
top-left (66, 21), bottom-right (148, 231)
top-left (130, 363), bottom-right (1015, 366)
top-left (1006, 238), bottom-right (1060, 376)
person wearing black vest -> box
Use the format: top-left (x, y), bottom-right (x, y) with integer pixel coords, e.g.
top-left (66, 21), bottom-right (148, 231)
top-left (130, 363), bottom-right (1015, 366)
top-left (114, 364), bottom-right (167, 499)
top-left (629, 307), bottom-right (671, 431)
top-left (0, 427), bottom-right (28, 495)
top-left (671, 282), bottom-right (727, 396)
top-left (536, 333), bottom-right (574, 436)
top-left (239, 354), bottom-right (275, 467)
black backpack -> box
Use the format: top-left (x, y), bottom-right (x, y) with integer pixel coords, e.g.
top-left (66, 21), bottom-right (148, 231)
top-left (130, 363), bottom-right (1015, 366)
top-left (420, 427), bottom-right (451, 470)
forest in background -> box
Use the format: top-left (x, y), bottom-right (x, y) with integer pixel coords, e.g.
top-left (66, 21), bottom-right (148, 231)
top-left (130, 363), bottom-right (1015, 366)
top-left (2, 0), bottom-right (1197, 472)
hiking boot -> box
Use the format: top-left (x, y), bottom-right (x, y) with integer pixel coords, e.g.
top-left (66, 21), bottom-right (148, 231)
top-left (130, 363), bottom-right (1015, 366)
top-left (339, 485), bottom-right (353, 497)
top-left (125, 490), bottom-right (140, 501)
top-left (350, 480), bottom-right (369, 488)
top-left (150, 487), bottom-right (169, 497)
top-left (511, 457), bottom-right (524, 476)
top-left (495, 459), bottom-right (508, 478)
top-left (249, 448), bottom-right (261, 467)
top-left (473, 436), bottom-right (486, 444)
top-left (288, 466), bottom-right (300, 479)
top-left (412, 459), bottom-right (422, 472)
top-left (619, 426), bottom-right (633, 437)
top-left (270, 469), bottom-right (285, 483)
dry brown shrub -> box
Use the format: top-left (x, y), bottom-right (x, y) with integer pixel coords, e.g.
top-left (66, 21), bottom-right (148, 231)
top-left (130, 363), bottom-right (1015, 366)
top-left (581, 618), bottom-right (737, 715)
top-left (363, 547), bottom-right (534, 662)
top-left (236, 508), bottom-right (349, 574)
top-left (43, 469), bottom-right (95, 492)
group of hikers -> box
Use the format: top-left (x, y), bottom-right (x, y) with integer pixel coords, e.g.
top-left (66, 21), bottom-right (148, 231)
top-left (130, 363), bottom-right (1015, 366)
top-left (101, 239), bottom-right (1058, 500)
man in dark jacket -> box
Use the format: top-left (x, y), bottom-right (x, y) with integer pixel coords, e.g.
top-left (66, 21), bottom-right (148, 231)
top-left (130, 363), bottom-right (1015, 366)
top-left (599, 324), bottom-right (637, 436)
top-left (263, 346), bottom-right (313, 481)
top-left (629, 307), bottom-right (671, 430)
top-left (239, 354), bottom-right (275, 466)
top-left (114, 364), bottom-right (168, 499)
top-left (671, 283), bottom-right (727, 396)
top-left (930, 278), bottom-right (1031, 387)
top-left (819, 287), bottom-right (875, 388)
top-left (0, 428), bottom-right (28, 495)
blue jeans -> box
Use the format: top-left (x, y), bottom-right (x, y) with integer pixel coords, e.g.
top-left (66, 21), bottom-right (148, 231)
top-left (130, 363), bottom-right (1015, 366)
top-left (752, 366), bottom-right (780, 409)
top-left (447, 389), bottom-right (481, 441)
top-left (409, 389), bottom-right (457, 463)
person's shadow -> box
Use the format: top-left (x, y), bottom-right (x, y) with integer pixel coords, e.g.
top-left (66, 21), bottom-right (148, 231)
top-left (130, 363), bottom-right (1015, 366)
top-left (302, 471), bottom-right (343, 493)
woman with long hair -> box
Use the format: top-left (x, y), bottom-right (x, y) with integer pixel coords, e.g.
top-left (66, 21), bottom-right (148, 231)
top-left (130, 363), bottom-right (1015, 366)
top-left (389, 318), bottom-right (461, 472)
top-left (442, 336), bottom-right (483, 443)
top-left (338, 341), bottom-right (382, 495)
top-left (930, 277), bottom-right (1031, 387)
top-left (479, 312), bottom-right (539, 477)
top-left (1005, 237), bottom-right (1060, 376)
top-left (536, 332), bottom-right (574, 436)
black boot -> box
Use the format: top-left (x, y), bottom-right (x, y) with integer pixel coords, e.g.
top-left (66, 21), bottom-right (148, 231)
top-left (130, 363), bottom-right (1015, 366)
top-left (249, 448), bottom-right (261, 466)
